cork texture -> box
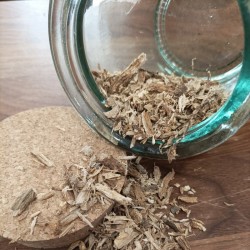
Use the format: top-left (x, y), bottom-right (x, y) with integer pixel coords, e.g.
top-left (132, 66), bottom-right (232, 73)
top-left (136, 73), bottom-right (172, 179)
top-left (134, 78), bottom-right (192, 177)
top-left (0, 106), bottom-right (126, 248)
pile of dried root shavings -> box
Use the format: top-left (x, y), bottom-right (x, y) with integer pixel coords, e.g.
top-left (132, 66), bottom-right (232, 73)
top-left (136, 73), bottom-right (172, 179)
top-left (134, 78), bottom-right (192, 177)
top-left (68, 157), bottom-right (206, 250)
top-left (10, 150), bottom-right (128, 241)
top-left (11, 150), bottom-right (206, 250)
top-left (55, 153), bottom-right (129, 239)
top-left (93, 53), bottom-right (226, 162)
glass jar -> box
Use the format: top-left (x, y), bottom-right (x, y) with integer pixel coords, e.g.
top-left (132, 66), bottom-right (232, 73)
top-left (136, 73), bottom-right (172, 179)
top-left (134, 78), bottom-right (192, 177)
top-left (49, 0), bottom-right (250, 159)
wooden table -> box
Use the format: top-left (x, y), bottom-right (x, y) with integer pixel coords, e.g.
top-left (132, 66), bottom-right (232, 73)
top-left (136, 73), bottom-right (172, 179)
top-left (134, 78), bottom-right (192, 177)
top-left (0, 1), bottom-right (249, 249)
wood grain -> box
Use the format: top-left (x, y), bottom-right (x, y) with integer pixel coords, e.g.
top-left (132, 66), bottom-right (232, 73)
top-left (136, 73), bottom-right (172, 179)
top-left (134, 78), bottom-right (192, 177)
top-left (0, 1), bottom-right (249, 250)
top-left (0, 0), bottom-right (70, 121)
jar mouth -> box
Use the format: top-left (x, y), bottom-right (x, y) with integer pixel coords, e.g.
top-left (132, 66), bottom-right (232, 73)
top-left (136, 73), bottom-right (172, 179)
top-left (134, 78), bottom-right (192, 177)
top-left (155, 0), bottom-right (243, 82)
top-left (49, 0), bottom-right (250, 158)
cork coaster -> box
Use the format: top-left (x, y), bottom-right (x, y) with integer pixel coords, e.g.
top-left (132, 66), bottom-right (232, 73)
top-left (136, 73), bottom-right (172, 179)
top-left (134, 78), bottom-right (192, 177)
top-left (0, 106), bottom-right (127, 248)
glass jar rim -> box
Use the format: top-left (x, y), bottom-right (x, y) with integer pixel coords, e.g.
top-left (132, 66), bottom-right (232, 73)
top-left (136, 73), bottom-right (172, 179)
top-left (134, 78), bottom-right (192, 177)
top-left (49, 0), bottom-right (250, 158)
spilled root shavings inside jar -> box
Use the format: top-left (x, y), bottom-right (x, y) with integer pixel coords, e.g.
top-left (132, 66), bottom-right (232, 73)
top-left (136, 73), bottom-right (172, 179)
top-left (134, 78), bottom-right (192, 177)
top-left (93, 53), bottom-right (227, 162)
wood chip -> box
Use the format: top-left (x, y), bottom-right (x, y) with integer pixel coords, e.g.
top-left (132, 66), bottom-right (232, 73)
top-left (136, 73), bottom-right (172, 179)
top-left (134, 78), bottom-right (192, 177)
top-left (37, 191), bottom-right (54, 201)
top-left (60, 211), bottom-right (78, 227)
top-left (141, 111), bottom-right (154, 137)
top-left (30, 211), bottom-right (41, 219)
top-left (11, 189), bottom-right (37, 217)
top-left (76, 211), bottom-right (94, 228)
top-left (105, 215), bottom-right (132, 222)
top-left (128, 166), bottom-right (141, 179)
top-left (119, 155), bottom-right (137, 160)
top-left (129, 209), bottom-right (143, 224)
top-left (178, 94), bottom-right (189, 113)
top-left (104, 106), bottom-right (120, 119)
top-left (95, 183), bottom-right (132, 206)
top-left (153, 165), bottom-right (161, 183)
top-left (191, 218), bottom-right (206, 232)
top-left (114, 228), bottom-right (139, 249)
top-left (175, 236), bottom-right (191, 250)
top-left (75, 189), bottom-right (90, 206)
top-left (159, 169), bottom-right (175, 199)
top-left (134, 240), bottom-right (143, 250)
top-left (61, 186), bottom-right (75, 205)
top-left (59, 223), bottom-right (75, 238)
top-left (183, 185), bottom-right (191, 192)
top-left (99, 156), bottom-right (128, 175)
top-left (133, 183), bottom-right (146, 205)
top-left (31, 150), bottom-right (54, 167)
top-left (178, 195), bottom-right (198, 204)
top-left (30, 215), bottom-right (38, 235)
top-left (68, 241), bottom-right (87, 250)
top-left (144, 230), bottom-right (161, 250)
top-left (164, 218), bottom-right (180, 232)
top-left (17, 210), bottom-right (29, 222)
top-left (102, 172), bottom-right (121, 180)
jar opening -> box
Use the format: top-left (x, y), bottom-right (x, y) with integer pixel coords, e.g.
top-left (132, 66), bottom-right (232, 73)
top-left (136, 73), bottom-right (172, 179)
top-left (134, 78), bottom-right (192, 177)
top-left (49, 0), bottom-right (250, 158)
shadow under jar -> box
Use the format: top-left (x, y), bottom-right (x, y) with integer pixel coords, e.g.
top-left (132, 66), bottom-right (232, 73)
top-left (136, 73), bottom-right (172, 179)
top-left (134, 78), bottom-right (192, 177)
top-left (49, 0), bottom-right (250, 159)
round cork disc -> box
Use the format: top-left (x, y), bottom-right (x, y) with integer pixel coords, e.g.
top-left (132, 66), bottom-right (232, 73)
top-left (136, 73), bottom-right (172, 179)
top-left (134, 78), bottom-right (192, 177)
top-left (0, 106), bottom-right (127, 248)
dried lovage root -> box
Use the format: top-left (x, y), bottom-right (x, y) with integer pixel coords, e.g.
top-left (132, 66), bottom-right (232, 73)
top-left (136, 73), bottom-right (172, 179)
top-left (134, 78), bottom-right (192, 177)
top-left (71, 159), bottom-right (206, 250)
top-left (93, 54), bottom-right (226, 162)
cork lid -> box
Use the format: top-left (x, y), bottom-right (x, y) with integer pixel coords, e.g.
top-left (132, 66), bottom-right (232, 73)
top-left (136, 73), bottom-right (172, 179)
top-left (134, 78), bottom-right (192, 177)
top-left (0, 106), bottom-right (127, 248)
